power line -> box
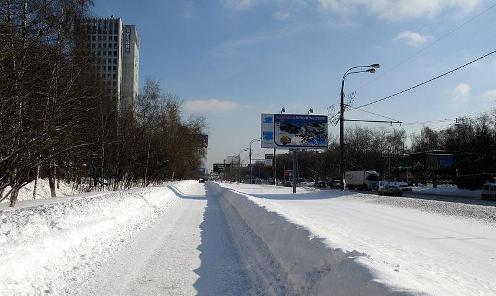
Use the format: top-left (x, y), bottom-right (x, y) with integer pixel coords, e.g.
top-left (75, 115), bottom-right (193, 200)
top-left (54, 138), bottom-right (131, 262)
top-left (353, 49), bottom-right (496, 109)
top-left (350, 2), bottom-right (496, 94)
top-left (347, 107), bottom-right (401, 122)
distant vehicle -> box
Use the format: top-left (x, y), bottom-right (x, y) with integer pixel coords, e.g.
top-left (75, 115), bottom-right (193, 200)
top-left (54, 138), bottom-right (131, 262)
top-left (378, 183), bottom-right (403, 196)
top-left (345, 171), bottom-right (379, 190)
top-left (198, 178), bottom-right (206, 183)
top-left (381, 181), bottom-right (412, 192)
top-left (481, 182), bottom-right (496, 200)
top-left (314, 180), bottom-right (327, 188)
top-left (329, 178), bottom-right (342, 189)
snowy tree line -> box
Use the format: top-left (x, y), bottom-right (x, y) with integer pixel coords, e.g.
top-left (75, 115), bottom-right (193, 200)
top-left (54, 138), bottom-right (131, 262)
top-left (0, 0), bottom-right (206, 206)
top-left (274, 110), bottom-right (496, 181)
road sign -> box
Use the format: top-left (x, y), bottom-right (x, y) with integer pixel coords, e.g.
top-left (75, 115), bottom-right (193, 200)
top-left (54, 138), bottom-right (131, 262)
top-left (213, 163), bottom-right (225, 173)
top-left (265, 154), bottom-right (273, 159)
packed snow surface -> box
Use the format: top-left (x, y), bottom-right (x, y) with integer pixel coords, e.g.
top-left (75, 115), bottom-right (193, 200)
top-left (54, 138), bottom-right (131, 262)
top-left (219, 182), bottom-right (496, 296)
top-left (0, 181), bottom-right (249, 296)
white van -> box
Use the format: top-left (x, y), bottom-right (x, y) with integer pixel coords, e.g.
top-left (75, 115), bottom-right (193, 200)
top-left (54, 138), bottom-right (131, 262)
top-left (481, 182), bottom-right (496, 200)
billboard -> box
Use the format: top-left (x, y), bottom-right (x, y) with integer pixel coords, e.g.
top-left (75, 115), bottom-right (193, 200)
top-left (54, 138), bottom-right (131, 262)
top-left (273, 114), bottom-right (328, 148)
top-left (261, 114), bottom-right (275, 148)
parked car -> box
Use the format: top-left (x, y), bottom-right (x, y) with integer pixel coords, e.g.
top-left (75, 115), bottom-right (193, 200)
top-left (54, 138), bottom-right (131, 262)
top-left (481, 182), bottom-right (496, 200)
top-left (314, 180), bottom-right (327, 188)
top-left (198, 178), bottom-right (206, 183)
top-left (378, 183), bottom-right (403, 196)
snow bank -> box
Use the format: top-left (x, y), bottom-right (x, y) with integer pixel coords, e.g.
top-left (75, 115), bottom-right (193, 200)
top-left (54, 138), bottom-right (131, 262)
top-left (1, 179), bottom-right (77, 204)
top-left (411, 184), bottom-right (480, 198)
top-left (0, 186), bottom-right (177, 295)
top-left (209, 183), bottom-right (413, 296)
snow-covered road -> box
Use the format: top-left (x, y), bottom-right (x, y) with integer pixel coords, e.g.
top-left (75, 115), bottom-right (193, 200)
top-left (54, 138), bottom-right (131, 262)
top-left (76, 181), bottom-right (249, 296)
top-left (220, 183), bottom-right (496, 296)
top-left (3, 180), bottom-right (495, 295)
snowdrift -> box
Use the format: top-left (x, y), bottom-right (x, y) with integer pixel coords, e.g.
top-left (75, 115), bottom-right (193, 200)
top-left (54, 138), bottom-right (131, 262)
top-left (0, 186), bottom-right (177, 295)
top-left (210, 183), bottom-right (415, 296)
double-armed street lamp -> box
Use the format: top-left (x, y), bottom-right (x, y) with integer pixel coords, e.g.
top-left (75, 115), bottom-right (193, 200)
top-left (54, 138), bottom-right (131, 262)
top-left (249, 138), bottom-right (261, 184)
top-left (339, 64), bottom-right (380, 191)
top-left (237, 148), bottom-right (249, 183)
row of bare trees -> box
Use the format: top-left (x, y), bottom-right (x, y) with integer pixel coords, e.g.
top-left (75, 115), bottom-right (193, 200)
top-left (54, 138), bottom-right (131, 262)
top-left (273, 110), bottom-right (496, 181)
top-left (0, 0), bottom-right (206, 207)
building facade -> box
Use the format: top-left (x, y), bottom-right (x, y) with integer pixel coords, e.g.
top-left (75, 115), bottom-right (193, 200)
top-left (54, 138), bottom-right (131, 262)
top-left (80, 17), bottom-right (139, 113)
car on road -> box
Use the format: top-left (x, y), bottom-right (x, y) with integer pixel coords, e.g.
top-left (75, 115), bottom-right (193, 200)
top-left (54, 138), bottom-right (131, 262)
top-left (198, 178), bottom-right (206, 183)
top-left (378, 183), bottom-right (403, 196)
top-left (481, 182), bottom-right (496, 200)
top-left (314, 180), bottom-right (328, 188)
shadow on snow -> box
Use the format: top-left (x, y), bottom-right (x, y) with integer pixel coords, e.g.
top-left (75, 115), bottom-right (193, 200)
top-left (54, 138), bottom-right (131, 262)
top-left (192, 183), bottom-right (251, 296)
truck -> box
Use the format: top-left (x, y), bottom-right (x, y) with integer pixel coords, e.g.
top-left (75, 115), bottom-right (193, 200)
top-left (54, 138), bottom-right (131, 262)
top-left (345, 170), bottom-right (380, 190)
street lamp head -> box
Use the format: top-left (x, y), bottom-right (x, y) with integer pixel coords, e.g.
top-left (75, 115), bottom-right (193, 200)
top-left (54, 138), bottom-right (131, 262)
top-left (281, 107), bottom-right (286, 113)
top-left (366, 68), bottom-right (376, 73)
top-left (369, 63), bottom-right (380, 69)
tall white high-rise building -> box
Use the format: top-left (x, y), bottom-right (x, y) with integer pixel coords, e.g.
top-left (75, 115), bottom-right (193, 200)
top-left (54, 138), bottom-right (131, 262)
top-left (80, 17), bottom-right (139, 113)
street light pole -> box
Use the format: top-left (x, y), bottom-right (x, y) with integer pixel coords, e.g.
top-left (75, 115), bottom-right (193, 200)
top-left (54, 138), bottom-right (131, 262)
top-left (249, 138), bottom-right (261, 184)
top-left (339, 64), bottom-right (380, 191)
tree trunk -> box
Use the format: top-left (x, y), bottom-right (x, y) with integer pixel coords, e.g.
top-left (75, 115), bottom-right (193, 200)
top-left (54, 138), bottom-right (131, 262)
top-left (48, 160), bottom-right (56, 197)
top-left (9, 188), bottom-right (19, 207)
top-left (33, 165), bottom-right (40, 199)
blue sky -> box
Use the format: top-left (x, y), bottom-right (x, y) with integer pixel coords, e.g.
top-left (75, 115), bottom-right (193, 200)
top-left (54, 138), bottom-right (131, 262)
top-left (94, 0), bottom-right (496, 170)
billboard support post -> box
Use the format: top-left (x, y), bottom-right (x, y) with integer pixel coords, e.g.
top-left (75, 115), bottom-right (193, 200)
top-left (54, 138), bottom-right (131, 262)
top-left (273, 147), bottom-right (276, 186)
top-left (292, 150), bottom-right (297, 194)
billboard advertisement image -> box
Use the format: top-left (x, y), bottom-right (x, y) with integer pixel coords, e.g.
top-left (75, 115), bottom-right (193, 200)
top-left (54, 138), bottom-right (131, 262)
top-left (273, 114), bottom-right (328, 148)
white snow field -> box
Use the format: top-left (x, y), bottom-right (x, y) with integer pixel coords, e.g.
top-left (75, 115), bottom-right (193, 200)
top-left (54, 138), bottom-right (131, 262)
top-left (216, 182), bottom-right (496, 296)
top-left (2, 180), bottom-right (495, 295)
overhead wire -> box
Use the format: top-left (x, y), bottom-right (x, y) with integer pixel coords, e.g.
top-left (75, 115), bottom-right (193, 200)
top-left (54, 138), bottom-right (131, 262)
top-left (350, 1), bottom-right (496, 94)
top-left (352, 49), bottom-right (496, 110)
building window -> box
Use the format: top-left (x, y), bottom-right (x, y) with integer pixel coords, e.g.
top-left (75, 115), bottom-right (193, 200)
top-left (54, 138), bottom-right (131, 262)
top-left (108, 66), bottom-right (111, 71)
top-left (113, 58), bottom-right (117, 64)
top-left (113, 50), bottom-right (117, 56)
top-left (108, 58), bottom-right (111, 63)
top-left (113, 74), bottom-right (117, 79)
top-left (113, 66), bottom-right (117, 71)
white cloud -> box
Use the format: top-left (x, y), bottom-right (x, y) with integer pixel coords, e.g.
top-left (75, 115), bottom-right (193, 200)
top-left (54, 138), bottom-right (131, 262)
top-left (394, 31), bottom-right (432, 47)
top-left (452, 83), bottom-right (471, 102)
top-left (272, 10), bottom-right (290, 20)
top-left (483, 89), bottom-right (496, 101)
top-left (317, 0), bottom-right (479, 20)
top-left (183, 99), bottom-right (239, 113)
top-left (210, 25), bottom-right (309, 57)
top-left (222, 0), bottom-right (259, 10)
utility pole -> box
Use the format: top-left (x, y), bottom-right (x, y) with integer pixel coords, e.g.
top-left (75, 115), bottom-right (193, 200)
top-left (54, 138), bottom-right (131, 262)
top-left (339, 79), bottom-right (345, 191)
top-left (339, 64), bottom-right (380, 191)
top-left (249, 138), bottom-right (261, 184)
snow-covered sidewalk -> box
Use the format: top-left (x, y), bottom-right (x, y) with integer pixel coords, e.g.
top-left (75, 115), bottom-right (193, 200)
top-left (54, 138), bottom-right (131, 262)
top-left (218, 182), bottom-right (496, 296)
top-left (0, 181), bottom-right (249, 296)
